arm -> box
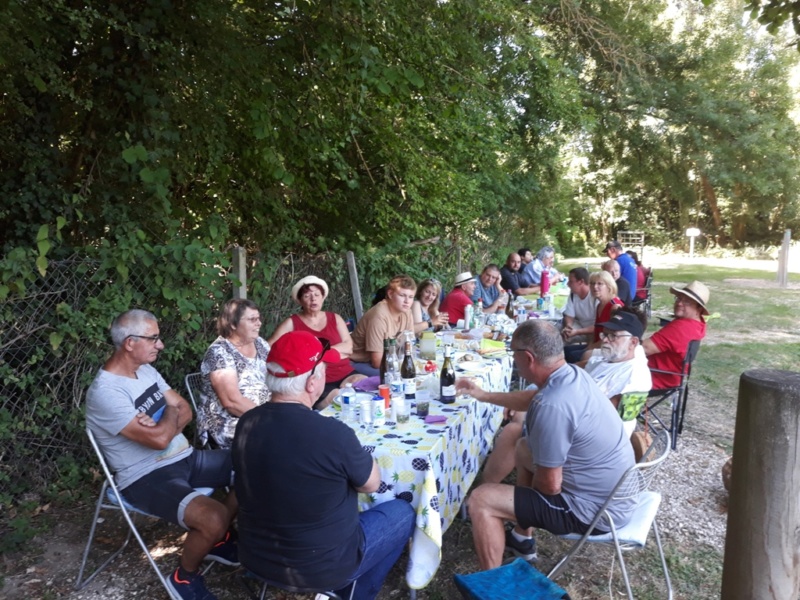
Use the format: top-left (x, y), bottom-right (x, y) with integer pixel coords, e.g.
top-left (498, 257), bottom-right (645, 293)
top-left (355, 460), bottom-right (381, 493)
top-left (533, 465), bottom-right (563, 495)
top-left (266, 317), bottom-right (295, 346)
top-left (642, 337), bottom-right (662, 356)
top-left (119, 389), bottom-right (191, 450)
top-left (455, 378), bottom-right (536, 412)
top-left (209, 369), bottom-right (258, 417)
top-left (332, 314), bottom-right (354, 357)
top-left (411, 301), bottom-right (430, 335)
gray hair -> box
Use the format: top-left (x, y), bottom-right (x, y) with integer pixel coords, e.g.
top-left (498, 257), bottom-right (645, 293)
top-left (512, 320), bottom-right (563, 366)
top-left (265, 362), bottom-right (325, 396)
top-left (110, 309), bottom-right (158, 348)
top-left (536, 246), bottom-right (555, 261)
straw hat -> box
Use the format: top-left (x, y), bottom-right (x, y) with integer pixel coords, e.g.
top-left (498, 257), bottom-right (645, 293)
top-left (291, 276), bottom-right (329, 303)
top-left (670, 281), bottom-right (710, 315)
top-left (454, 272), bottom-right (474, 287)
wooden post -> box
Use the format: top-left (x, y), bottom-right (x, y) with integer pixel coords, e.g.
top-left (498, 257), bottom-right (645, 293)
top-left (776, 230), bottom-right (790, 288)
top-left (231, 246), bottom-right (247, 299)
top-left (345, 251), bottom-right (363, 323)
top-left (721, 369), bottom-right (800, 599)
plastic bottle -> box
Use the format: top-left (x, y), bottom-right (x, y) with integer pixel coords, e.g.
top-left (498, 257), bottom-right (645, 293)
top-left (341, 383), bottom-right (356, 423)
top-left (540, 270), bottom-right (550, 297)
top-left (464, 303), bottom-right (473, 330)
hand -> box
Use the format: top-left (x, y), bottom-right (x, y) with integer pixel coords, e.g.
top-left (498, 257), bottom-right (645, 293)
top-left (502, 407), bottom-right (516, 421)
top-left (455, 377), bottom-right (482, 399)
top-left (136, 412), bottom-right (158, 428)
top-left (433, 312), bottom-right (449, 327)
top-left (561, 326), bottom-right (574, 340)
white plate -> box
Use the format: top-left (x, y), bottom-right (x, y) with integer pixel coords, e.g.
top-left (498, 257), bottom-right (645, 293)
top-left (333, 391), bottom-right (374, 407)
top-left (457, 360), bottom-right (490, 372)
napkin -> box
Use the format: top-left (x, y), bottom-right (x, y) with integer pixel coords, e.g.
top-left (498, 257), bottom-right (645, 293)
top-left (354, 376), bottom-right (380, 392)
top-left (424, 415), bottom-right (447, 424)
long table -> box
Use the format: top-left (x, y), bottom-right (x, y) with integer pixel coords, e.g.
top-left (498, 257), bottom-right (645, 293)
top-left (321, 353), bottom-right (513, 590)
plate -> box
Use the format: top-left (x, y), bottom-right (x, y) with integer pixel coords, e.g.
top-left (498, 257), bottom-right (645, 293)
top-left (333, 392), bottom-right (374, 407)
top-left (457, 360), bottom-right (490, 372)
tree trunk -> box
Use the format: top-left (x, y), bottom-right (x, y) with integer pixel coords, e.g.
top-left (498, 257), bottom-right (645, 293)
top-left (700, 172), bottom-right (726, 246)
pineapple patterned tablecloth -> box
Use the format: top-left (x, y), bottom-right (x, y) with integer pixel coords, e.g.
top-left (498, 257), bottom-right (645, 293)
top-left (322, 354), bottom-right (512, 589)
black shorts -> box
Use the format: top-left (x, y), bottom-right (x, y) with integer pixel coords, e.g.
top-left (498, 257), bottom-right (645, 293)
top-left (316, 371), bottom-right (359, 409)
top-left (121, 450), bottom-right (232, 529)
top-left (514, 486), bottom-right (605, 535)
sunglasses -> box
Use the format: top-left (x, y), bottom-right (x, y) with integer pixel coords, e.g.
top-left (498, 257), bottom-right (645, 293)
top-left (310, 338), bottom-right (331, 377)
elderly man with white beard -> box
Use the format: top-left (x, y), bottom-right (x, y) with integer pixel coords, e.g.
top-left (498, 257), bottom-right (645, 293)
top-left (583, 309), bottom-right (652, 436)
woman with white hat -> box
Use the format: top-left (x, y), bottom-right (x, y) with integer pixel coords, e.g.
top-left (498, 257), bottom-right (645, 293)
top-left (268, 276), bottom-right (363, 409)
top-left (440, 272), bottom-right (477, 328)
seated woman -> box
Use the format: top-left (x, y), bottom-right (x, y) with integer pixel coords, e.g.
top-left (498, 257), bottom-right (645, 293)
top-left (411, 278), bottom-right (448, 335)
top-left (268, 276), bottom-right (363, 409)
top-left (579, 270), bottom-right (624, 363)
top-left (199, 298), bottom-right (271, 448)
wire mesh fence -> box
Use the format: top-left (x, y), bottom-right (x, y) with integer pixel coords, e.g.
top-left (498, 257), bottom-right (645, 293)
top-left (0, 241), bottom-right (478, 538)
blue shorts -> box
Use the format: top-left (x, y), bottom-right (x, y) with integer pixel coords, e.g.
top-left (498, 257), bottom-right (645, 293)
top-left (122, 450), bottom-right (232, 529)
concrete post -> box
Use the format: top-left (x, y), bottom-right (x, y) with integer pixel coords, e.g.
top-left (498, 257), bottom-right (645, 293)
top-left (721, 369), bottom-right (800, 599)
top-left (231, 246), bottom-right (247, 299)
top-left (345, 251), bottom-right (363, 323)
top-left (777, 230), bottom-right (790, 288)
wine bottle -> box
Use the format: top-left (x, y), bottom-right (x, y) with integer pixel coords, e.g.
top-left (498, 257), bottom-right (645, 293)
top-left (440, 344), bottom-right (456, 403)
top-left (379, 338), bottom-right (390, 385)
top-left (400, 338), bottom-right (416, 401)
top-left (505, 290), bottom-right (515, 319)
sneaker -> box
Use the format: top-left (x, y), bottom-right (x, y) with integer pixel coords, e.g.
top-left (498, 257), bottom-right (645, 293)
top-left (204, 530), bottom-right (240, 566)
top-left (166, 568), bottom-right (219, 600)
top-left (504, 529), bottom-right (538, 562)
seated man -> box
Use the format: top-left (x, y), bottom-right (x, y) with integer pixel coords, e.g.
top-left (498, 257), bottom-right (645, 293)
top-left (643, 281), bottom-right (709, 389)
top-left (232, 331), bottom-right (415, 600)
top-left (525, 245), bottom-right (564, 286)
top-left (350, 274), bottom-right (416, 376)
top-left (86, 309), bottom-right (238, 600)
top-left (561, 267), bottom-right (597, 363)
top-left (458, 320), bottom-right (635, 568)
top-left (441, 271), bottom-right (477, 326)
top-left (584, 310), bottom-right (652, 436)
top-left (500, 252), bottom-right (540, 297)
top-left (472, 264), bottom-right (509, 314)
top-left (517, 248), bottom-right (536, 288)
top-left (603, 240), bottom-right (637, 303)
top-left (602, 259), bottom-right (632, 306)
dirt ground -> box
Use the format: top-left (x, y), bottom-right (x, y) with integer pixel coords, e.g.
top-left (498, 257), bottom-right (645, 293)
top-left (2, 253), bottom-right (798, 600)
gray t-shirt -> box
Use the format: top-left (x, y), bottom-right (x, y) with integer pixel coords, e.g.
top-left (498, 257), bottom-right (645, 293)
top-left (86, 364), bottom-right (192, 490)
top-left (562, 291), bottom-right (598, 344)
top-left (525, 363), bottom-right (635, 528)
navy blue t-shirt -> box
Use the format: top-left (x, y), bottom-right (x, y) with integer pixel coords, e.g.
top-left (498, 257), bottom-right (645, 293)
top-left (232, 402), bottom-right (374, 589)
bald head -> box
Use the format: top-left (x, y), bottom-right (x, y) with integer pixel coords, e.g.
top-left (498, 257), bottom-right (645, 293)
top-left (506, 253), bottom-right (521, 271)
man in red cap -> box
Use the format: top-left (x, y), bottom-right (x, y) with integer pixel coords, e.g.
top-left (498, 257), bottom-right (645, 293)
top-left (643, 281), bottom-right (709, 389)
top-left (232, 331), bottom-right (415, 600)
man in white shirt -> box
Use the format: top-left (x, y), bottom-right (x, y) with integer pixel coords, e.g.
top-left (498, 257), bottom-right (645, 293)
top-left (584, 310), bottom-right (652, 436)
top-left (561, 267), bottom-right (597, 363)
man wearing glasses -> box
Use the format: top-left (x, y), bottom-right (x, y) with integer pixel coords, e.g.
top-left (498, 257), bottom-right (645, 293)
top-left (86, 309), bottom-right (239, 600)
top-left (232, 331), bottom-right (415, 600)
top-left (457, 320), bottom-right (634, 570)
top-left (584, 310), bottom-right (652, 436)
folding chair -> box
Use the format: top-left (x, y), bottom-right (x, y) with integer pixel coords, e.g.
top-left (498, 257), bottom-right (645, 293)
top-left (185, 371), bottom-right (209, 448)
top-left (645, 339), bottom-right (701, 449)
top-left (239, 570), bottom-right (356, 600)
top-left (75, 428), bottom-right (214, 592)
top-left (632, 271), bottom-right (653, 318)
top-left (547, 430), bottom-right (672, 600)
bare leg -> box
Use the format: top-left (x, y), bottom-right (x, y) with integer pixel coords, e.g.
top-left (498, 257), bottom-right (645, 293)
top-left (180, 494), bottom-right (236, 572)
top-left (481, 413), bottom-right (524, 484)
top-left (467, 483), bottom-right (517, 570)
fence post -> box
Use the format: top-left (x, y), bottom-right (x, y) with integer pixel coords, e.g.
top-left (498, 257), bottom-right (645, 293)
top-left (232, 245), bottom-right (247, 299)
top-left (776, 230), bottom-right (790, 288)
top-left (721, 369), bottom-right (800, 599)
top-left (346, 251), bottom-right (363, 323)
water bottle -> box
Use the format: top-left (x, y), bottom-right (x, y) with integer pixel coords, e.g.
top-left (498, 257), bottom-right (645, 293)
top-left (341, 383), bottom-right (356, 423)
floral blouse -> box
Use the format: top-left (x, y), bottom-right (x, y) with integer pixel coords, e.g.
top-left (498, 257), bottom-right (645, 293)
top-left (198, 336), bottom-right (270, 448)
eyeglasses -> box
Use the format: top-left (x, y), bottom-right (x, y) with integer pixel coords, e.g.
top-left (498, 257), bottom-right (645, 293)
top-left (599, 331), bottom-right (631, 342)
top-left (126, 334), bottom-right (162, 344)
top-left (506, 348), bottom-right (528, 357)
top-left (310, 338), bottom-right (331, 377)
top-left (244, 316), bottom-right (262, 323)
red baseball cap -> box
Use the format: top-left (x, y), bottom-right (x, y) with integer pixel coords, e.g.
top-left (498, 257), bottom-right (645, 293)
top-left (266, 331), bottom-right (340, 378)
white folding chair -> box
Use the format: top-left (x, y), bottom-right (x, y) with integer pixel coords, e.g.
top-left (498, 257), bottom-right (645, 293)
top-left (75, 427), bottom-right (213, 592)
top-left (547, 430), bottom-right (673, 599)
top-left (185, 371), bottom-right (209, 448)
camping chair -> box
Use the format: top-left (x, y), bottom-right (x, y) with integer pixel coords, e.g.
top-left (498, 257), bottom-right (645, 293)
top-left (645, 339), bottom-right (701, 450)
top-left (185, 371), bottom-right (209, 448)
top-left (632, 269), bottom-right (653, 318)
top-left (239, 569), bottom-right (356, 600)
top-left (75, 428), bottom-right (214, 591)
top-left (453, 558), bottom-right (570, 599)
top-left (547, 430), bottom-right (672, 600)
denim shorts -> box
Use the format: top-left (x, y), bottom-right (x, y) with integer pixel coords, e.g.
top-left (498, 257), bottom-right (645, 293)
top-left (122, 449), bottom-right (232, 529)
